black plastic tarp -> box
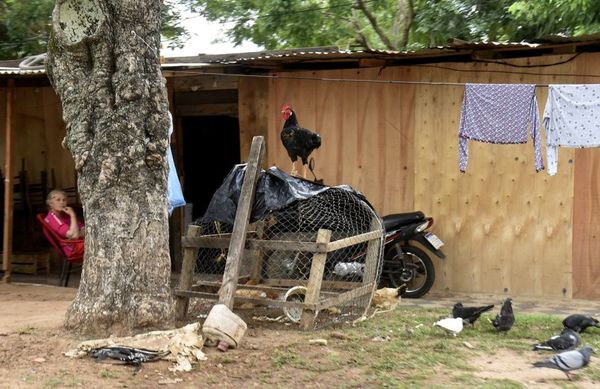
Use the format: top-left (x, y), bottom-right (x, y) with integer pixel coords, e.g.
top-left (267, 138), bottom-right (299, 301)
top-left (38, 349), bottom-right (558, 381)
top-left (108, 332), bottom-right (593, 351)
top-left (200, 164), bottom-right (368, 225)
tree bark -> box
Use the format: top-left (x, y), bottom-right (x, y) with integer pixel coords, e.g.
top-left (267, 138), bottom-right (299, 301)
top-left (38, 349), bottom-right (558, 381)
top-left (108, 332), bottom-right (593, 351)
top-left (46, 0), bottom-right (173, 336)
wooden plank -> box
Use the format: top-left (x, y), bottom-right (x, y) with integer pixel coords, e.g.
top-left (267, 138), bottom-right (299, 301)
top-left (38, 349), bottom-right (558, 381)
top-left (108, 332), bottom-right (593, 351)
top-left (326, 229), bottom-right (382, 252)
top-left (175, 90), bottom-right (238, 105)
top-left (173, 75), bottom-right (238, 92)
top-left (238, 77), bottom-right (269, 164)
top-left (175, 225), bottom-right (202, 319)
top-left (264, 278), bottom-right (361, 290)
top-left (363, 218), bottom-right (383, 286)
top-left (249, 221), bottom-right (265, 283)
top-left (571, 52), bottom-right (600, 299)
top-left (2, 79), bottom-right (14, 282)
top-left (173, 289), bottom-right (317, 310)
top-left (219, 136), bottom-right (266, 308)
top-left (572, 149), bottom-right (600, 298)
top-left (191, 280), bottom-right (339, 296)
top-left (300, 228), bottom-right (331, 330)
top-left (175, 103), bottom-right (238, 117)
top-left (182, 234), bottom-right (326, 252)
top-left (317, 283), bottom-right (374, 310)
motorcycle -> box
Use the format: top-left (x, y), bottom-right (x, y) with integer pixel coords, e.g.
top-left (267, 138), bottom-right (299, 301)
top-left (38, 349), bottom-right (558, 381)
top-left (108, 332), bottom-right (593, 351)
top-left (379, 211), bottom-right (445, 298)
top-left (262, 208), bottom-right (445, 299)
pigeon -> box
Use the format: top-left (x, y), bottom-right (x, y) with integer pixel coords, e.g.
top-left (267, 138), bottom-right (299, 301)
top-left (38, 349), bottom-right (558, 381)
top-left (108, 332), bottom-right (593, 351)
top-left (492, 298), bottom-right (514, 332)
top-left (433, 317), bottom-right (463, 336)
top-left (562, 314), bottom-right (600, 333)
top-left (452, 303), bottom-right (494, 325)
top-left (533, 346), bottom-right (594, 380)
top-left (533, 328), bottom-right (581, 352)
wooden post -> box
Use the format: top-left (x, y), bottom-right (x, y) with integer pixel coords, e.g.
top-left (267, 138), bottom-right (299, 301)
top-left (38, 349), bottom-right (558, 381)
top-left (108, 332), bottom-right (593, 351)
top-left (2, 79), bottom-right (15, 283)
top-left (218, 136), bottom-right (265, 308)
top-left (300, 228), bottom-right (332, 330)
top-left (175, 224), bottom-right (202, 319)
top-left (249, 220), bottom-right (265, 283)
top-left (363, 217), bottom-right (383, 286)
top-left (361, 217), bottom-right (383, 316)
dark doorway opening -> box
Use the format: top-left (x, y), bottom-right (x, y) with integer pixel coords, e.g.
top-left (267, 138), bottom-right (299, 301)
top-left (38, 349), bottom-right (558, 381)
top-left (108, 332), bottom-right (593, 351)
top-left (181, 116), bottom-right (240, 221)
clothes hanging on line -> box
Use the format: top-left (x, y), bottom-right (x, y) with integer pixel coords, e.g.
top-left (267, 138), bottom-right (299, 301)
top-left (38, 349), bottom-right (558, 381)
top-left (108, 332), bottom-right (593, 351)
top-left (458, 83), bottom-right (544, 172)
top-left (543, 84), bottom-right (600, 175)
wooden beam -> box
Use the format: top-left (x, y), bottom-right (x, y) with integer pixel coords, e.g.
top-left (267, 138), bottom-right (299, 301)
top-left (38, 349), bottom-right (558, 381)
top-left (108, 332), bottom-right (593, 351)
top-left (173, 289), bottom-right (317, 310)
top-left (249, 220), bottom-right (265, 283)
top-left (175, 225), bottom-right (202, 319)
top-left (300, 228), bottom-right (331, 330)
top-left (173, 75), bottom-right (239, 92)
top-left (175, 103), bottom-right (238, 117)
top-left (326, 229), bottom-right (383, 252)
top-left (2, 79), bottom-right (15, 283)
top-left (218, 136), bottom-right (265, 308)
top-left (317, 283), bottom-right (374, 310)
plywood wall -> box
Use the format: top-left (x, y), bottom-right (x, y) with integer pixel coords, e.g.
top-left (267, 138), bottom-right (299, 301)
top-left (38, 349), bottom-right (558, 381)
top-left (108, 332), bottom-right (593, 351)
top-left (265, 53), bottom-right (600, 298)
top-left (572, 53), bottom-right (600, 299)
top-left (267, 68), bottom-right (415, 214)
top-left (0, 85), bottom-right (75, 190)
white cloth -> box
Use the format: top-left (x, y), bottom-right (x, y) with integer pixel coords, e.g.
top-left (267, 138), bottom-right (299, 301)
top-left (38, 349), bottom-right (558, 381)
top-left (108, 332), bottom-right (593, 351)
top-left (543, 85), bottom-right (600, 175)
top-left (167, 112), bottom-right (186, 214)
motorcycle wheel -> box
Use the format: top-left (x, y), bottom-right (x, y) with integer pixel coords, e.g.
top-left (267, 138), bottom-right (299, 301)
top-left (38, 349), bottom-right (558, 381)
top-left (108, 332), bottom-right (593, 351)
top-left (383, 243), bottom-right (435, 298)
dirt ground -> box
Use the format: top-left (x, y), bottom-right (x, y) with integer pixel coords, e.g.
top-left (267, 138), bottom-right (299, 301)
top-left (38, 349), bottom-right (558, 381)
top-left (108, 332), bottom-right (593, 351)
top-left (0, 282), bottom-right (598, 388)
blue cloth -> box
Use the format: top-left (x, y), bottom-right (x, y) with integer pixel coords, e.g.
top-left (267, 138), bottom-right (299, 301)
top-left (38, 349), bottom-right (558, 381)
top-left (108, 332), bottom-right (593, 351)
top-left (167, 112), bottom-right (186, 215)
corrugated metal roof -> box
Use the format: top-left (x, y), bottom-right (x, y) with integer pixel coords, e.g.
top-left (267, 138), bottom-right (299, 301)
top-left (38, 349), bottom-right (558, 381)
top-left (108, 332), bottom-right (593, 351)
top-left (2, 35), bottom-right (600, 76)
top-left (0, 67), bottom-right (46, 76)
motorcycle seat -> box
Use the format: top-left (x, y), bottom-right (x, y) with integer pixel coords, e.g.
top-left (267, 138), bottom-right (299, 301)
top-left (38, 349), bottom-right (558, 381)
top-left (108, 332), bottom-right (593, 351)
top-left (382, 211), bottom-right (425, 230)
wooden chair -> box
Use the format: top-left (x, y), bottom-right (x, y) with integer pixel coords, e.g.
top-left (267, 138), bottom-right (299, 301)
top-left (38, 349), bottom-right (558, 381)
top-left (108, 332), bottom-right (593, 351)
top-left (35, 213), bottom-right (84, 287)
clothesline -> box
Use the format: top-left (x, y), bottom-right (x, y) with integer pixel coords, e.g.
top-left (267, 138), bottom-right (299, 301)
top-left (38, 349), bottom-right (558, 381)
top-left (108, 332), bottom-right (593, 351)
top-left (459, 84), bottom-right (600, 176)
top-left (166, 68), bottom-right (600, 88)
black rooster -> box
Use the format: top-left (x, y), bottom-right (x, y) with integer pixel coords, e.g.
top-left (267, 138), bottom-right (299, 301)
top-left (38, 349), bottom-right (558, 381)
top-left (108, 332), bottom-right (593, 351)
top-left (280, 103), bottom-right (321, 178)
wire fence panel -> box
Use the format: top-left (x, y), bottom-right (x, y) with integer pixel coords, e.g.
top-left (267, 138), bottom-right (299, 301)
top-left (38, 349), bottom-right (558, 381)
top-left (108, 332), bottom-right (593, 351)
top-left (189, 187), bottom-right (384, 329)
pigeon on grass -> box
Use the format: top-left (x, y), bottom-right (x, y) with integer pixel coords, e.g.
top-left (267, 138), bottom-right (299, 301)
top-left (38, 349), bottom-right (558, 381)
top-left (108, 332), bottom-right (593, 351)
top-left (562, 314), bottom-right (600, 333)
top-left (533, 329), bottom-right (581, 352)
top-left (491, 298), bottom-right (514, 332)
top-left (433, 317), bottom-right (463, 337)
top-left (533, 346), bottom-right (593, 380)
top-left (452, 303), bottom-right (494, 325)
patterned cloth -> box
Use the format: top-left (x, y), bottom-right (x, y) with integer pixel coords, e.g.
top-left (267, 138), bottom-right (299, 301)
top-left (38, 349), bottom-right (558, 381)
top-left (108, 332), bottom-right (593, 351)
top-left (458, 83), bottom-right (544, 172)
top-left (543, 84), bottom-right (600, 175)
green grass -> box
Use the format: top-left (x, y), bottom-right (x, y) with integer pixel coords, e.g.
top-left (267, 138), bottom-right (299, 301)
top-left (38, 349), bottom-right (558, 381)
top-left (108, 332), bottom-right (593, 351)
top-left (98, 369), bottom-right (120, 379)
top-left (266, 306), bottom-right (600, 387)
top-left (17, 325), bottom-right (35, 335)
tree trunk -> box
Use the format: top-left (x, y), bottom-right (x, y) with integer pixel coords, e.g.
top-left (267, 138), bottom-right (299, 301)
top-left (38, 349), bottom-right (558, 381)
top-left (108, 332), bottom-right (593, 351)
top-left (46, 0), bottom-right (173, 336)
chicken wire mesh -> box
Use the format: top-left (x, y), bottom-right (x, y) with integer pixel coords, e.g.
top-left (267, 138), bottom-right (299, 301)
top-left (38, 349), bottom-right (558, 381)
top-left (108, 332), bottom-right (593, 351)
top-left (189, 187), bottom-right (384, 329)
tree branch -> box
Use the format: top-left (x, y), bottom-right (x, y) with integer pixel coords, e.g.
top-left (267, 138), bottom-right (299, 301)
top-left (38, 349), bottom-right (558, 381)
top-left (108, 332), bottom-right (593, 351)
top-left (354, 0), bottom-right (396, 50)
top-left (392, 0), bottom-right (414, 49)
top-left (350, 9), bottom-right (372, 50)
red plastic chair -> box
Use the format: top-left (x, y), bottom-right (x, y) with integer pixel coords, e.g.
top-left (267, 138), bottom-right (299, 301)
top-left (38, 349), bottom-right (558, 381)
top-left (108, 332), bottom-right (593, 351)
top-left (36, 213), bottom-right (84, 287)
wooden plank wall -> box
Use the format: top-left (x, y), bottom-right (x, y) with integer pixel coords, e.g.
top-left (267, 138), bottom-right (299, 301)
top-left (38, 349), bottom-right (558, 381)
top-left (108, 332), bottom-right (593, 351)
top-left (267, 68), bottom-right (415, 214)
top-left (238, 77), bottom-right (269, 162)
top-left (0, 86), bottom-right (75, 190)
top-left (265, 53), bottom-right (600, 298)
top-left (572, 53), bottom-right (600, 299)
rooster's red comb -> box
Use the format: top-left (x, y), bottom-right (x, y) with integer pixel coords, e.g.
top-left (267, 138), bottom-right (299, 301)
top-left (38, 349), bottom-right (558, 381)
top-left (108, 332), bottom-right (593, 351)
top-left (281, 103), bottom-right (292, 111)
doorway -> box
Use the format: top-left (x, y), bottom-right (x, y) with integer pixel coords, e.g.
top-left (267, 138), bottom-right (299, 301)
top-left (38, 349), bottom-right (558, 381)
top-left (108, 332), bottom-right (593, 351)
top-left (181, 116), bottom-right (241, 221)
